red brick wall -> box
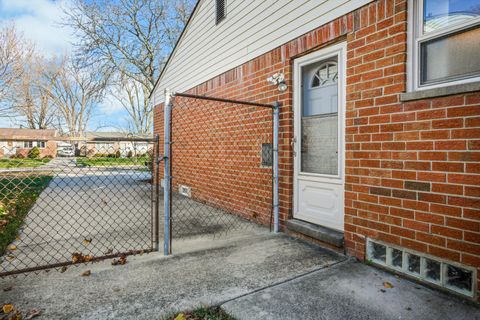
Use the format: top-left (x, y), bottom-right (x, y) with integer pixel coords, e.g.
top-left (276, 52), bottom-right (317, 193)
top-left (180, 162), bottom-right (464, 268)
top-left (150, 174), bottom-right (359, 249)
top-left (343, 0), bottom-right (480, 299)
top-left (154, 0), bottom-right (480, 297)
top-left (15, 141), bottom-right (57, 158)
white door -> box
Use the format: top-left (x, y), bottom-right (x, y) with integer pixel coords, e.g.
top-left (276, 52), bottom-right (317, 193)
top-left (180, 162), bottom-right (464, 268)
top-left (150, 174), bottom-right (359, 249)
top-left (293, 42), bottom-right (346, 231)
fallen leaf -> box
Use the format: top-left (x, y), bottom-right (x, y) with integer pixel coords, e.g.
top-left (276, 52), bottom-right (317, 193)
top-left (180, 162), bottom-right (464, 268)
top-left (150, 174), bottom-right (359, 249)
top-left (383, 281), bottom-right (394, 289)
top-left (72, 252), bottom-right (83, 263)
top-left (104, 248), bottom-right (113, 255)
top-left (7, 245), bottom-right (17, 251)
top-left (72, 252), bottom-right (93, 264)
top-left (174, 313), bottom-right (186, 320)
top-left (82, 238), bottom-right (92, 246)
top-left (81, 270), bottom-right (91, 277)
top-left (2, 304), bottom-right (14, 314)
top-left (3, 286), bottom-right (12, 292)
top-left (25, 309), bottom-right (41, 319)
top-left (111, 254), bottom-right (127, 266)
top-left (6, 254), bottom-right (15, 261)
top-left (60, 266), bottom-right (68, 273)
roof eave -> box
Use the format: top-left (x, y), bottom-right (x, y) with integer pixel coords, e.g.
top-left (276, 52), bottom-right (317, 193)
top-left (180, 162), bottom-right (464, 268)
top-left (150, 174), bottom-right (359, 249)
top-left (148, 0), bottom-right (204, 102)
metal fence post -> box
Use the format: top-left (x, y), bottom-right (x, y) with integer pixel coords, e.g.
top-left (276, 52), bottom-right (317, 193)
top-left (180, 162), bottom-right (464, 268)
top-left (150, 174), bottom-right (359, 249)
top-left (164, 89), bottom-right (172, 255)
top-left (273, 101), bottom-right (280, 233)
top-left (154, 134), bottom-right (160, 252)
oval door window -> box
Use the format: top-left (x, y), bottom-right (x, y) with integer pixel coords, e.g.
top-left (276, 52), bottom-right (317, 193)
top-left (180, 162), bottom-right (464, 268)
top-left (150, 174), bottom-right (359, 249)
top-left (311, 61), bottom-right (338, 88)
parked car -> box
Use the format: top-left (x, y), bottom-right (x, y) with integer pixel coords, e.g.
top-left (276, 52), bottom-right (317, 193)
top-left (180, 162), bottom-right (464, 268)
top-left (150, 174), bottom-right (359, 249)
top-left (57, 145), bottom-right (75, 157)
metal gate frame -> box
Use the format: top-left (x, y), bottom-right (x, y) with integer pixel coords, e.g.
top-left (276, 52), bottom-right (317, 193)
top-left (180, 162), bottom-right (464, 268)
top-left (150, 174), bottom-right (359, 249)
top-left (162, 89), bottom-right (279, 255)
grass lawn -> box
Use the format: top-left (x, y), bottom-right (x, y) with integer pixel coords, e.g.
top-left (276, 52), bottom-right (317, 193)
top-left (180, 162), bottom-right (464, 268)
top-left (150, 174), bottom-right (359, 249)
top-left (0, 158), bottom-right (51, 168)
top-left (0, 174), bottom-right (52, 255)
top-left (166, 307), bottom-right (235, 320)
top-left (76, 156), bottom-right (150, 167)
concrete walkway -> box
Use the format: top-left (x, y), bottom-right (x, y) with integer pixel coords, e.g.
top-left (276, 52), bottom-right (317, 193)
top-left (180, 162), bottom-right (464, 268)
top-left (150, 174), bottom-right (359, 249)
top-left (0, 234), bottom-right (343, 319)
top-left (223, 259), bottom-right (480, 320)
top-left (1, 234), bottom-right (479, 319)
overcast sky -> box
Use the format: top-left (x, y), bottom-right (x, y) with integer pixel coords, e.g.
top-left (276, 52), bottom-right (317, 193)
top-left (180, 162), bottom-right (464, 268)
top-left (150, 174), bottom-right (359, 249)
top-left (0, 0), bottom-right (127, 131)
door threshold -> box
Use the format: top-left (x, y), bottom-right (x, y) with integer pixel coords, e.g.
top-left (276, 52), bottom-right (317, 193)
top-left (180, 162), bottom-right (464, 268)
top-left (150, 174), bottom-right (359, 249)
top-left (286, 219), bottom-right (344, 248)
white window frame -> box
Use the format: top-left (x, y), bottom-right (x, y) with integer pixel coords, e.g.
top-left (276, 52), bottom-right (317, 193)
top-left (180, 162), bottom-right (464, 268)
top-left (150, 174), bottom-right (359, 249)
top-left (22, 141), bottom-right (33, 148)
top-left (95, 142), bottom-right (114, 152)
top-left (408, 0), bottom-right (480, 92)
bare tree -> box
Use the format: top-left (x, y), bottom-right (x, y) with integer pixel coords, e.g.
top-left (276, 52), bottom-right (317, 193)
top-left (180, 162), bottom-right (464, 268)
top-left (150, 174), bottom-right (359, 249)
top-left (0, 24), bottom-right (32, 113)
top-left (13, 54), bottom-right (59, 129)
top-left (111, 75), bottom-right (153, 134)
top-left (64, 0), bottom-right (195, 133)
top-left (47, 57), bottom-right (108, 137)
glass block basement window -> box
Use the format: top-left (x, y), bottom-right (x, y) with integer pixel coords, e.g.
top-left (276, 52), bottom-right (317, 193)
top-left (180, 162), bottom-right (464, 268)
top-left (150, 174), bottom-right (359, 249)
top-left (367, 239), bottom-right (476, 298)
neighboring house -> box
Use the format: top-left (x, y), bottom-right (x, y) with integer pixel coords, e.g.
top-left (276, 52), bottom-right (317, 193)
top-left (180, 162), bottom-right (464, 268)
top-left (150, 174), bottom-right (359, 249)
top-left (0, 128), bottom-right (58, 158)
top-left (78, 132), bottom-right (153, 157)
top-left (152, 0), bottom-right (480, 300)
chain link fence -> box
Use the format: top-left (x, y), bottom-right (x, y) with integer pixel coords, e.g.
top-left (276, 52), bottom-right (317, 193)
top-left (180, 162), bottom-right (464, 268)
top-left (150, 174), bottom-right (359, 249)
top-left (0, 137), bottom-right (157, 276)
top-left (164, 93), bottom-right (278, 252)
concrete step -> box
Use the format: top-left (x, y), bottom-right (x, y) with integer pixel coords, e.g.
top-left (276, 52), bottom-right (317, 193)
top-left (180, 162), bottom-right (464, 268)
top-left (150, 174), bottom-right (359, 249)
top-left (285, 219), bottom-right (344, 248)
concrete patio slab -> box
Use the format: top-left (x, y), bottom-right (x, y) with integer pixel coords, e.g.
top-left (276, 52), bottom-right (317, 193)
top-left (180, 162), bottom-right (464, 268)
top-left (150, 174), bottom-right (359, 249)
top-left (222, 259), bottom-right (480, 320)
top-left (0, 234), bottom-right (344, 319)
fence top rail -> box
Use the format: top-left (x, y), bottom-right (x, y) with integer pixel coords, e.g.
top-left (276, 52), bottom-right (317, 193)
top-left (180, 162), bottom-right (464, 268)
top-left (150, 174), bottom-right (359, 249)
top-left (77, 137), bottom-right (156, 143)
top-left (173, 92), bottom-right (275, 109)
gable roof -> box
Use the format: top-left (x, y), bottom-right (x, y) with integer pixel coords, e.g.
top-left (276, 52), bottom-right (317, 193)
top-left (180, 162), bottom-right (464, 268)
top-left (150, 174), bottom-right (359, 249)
top-left (84, 132), bottom-right (153, 141)
top-left (151, 0), bottom-right (372, 104)
top-left (149, 0), bottom-right (203, 99)
top-left (0, 128), bottom-right (57, 141)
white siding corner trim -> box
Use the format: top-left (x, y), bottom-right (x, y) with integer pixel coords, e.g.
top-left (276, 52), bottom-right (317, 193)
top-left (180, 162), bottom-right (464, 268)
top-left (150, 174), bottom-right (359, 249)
top-left (153, 0), bottom-right (372, 104)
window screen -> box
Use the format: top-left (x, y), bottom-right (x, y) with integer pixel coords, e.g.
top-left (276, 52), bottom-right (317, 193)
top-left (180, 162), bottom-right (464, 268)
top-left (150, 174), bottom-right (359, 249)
top-left (216, 0), bottom-right (226, 24)
top-left (420, 26), bottom-right (480, 85)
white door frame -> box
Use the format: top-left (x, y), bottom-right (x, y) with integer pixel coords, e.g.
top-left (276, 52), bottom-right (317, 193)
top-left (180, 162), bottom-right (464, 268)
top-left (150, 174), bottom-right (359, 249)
top-left (292, 41), bottom-right (346, 230)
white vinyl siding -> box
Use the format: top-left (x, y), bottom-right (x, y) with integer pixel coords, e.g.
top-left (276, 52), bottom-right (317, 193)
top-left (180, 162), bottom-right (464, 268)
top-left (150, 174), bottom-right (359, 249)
top-left (153, 0), bottom-right (372, 103)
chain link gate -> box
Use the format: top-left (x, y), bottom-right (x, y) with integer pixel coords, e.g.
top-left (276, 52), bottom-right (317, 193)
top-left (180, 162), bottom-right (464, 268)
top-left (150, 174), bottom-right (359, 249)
top-left (161, 91), bottom-right (279, 254)
top-left (0, 137), bottom-right (159, 276)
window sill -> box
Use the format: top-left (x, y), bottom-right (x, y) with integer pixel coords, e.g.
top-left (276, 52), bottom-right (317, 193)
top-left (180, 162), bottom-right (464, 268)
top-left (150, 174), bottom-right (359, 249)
top-left (400, 82), bottom-right (480, 102)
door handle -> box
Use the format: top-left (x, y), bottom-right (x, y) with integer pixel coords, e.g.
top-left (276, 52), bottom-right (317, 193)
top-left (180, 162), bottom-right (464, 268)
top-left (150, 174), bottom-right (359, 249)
top-left (291, 137), bottom-right (297, 157)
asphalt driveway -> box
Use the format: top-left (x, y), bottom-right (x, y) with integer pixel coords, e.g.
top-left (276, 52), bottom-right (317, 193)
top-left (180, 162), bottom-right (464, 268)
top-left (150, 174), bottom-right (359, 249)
top-left (1, 159), bottom-right (152, 273)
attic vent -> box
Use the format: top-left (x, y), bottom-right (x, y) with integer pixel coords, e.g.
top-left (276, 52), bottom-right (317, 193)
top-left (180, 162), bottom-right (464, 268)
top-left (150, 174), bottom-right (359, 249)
top-left (216, 0), bottom-right (226, 24)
